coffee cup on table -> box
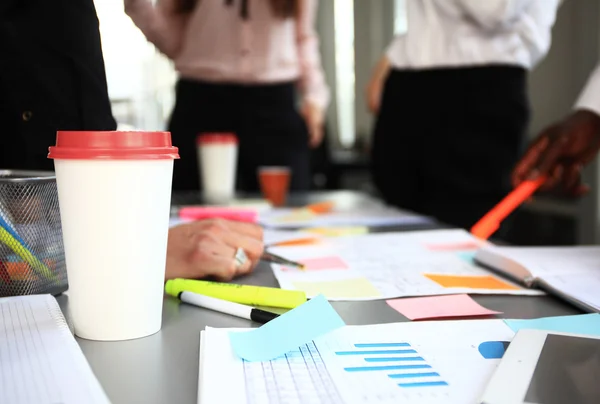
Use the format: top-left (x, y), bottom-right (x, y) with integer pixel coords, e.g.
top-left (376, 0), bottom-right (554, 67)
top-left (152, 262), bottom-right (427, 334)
top-left (258, 166), bottom-right (291, 207)
top-left (197, 133), bottom-right (238, 204)
top-left (48, 131), bottom-right (179, 341)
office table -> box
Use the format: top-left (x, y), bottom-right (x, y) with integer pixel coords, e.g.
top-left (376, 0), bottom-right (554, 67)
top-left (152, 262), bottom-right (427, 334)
top-left (56, 191), bottom-right (582, 404)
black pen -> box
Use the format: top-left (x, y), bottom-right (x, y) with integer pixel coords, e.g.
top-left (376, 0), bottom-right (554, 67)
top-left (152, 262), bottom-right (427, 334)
top-left (261, 251), bottom-right (306, 270)
top-left (178, 291), bottom-right (279, 324)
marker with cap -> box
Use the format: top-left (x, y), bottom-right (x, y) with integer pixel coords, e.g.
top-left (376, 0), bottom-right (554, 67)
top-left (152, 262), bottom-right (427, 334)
top-left (165, 278), bottom-right (307, 309)
top-left (177, 291), bottom-right (279, 324)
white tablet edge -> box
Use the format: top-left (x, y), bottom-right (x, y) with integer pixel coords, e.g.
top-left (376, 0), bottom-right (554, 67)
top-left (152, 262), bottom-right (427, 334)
top-left (480, 329), bottom-right (600, 404)
top-left (197, 330), bottom-right (205, 404)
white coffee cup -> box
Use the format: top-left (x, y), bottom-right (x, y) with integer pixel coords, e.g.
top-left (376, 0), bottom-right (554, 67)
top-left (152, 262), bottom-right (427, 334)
top-left (197, 133), bottom-right (238, 203)
top-left (48, 131), bottom-right (179, 341)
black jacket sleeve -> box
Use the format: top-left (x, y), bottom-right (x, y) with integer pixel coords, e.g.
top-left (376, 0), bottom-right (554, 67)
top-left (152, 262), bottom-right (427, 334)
top-left (0, 0), bottom-right (116, 171)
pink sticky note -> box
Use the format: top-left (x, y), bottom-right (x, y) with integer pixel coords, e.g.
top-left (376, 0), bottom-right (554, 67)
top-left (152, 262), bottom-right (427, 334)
top-left (281, 256), bottom-right (348, 272)
top-left (386, 294), bottom-right (502, 320)
top-left (424, 241), bottom-right (481, 251)
top-left (179, 207), bottom-right (258, 223)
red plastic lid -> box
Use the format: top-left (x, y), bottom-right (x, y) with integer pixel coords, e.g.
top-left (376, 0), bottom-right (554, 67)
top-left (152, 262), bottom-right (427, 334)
top-left (48, 131), bottom-right (180, 160)
top-left (197, 133), bottom-right (238, 145)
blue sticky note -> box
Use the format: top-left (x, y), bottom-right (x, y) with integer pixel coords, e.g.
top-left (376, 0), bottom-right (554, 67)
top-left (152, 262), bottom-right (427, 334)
top-left (457, 251), bottom-right (476, 264)
top-left (229, 294), bottom-right (345, 362)
top-left (504, 314), bottom-right (600, 336)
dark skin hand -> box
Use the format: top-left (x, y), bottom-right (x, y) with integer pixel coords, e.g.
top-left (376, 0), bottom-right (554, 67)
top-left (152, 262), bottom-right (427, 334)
top-left (165, 219), bottom-right (264, 281)
top-left (512, 109), bottom-right (600, 196)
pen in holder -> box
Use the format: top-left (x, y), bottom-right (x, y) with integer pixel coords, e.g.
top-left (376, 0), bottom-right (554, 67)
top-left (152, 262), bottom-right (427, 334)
top-left (0, 170), bottom-right (67, 296)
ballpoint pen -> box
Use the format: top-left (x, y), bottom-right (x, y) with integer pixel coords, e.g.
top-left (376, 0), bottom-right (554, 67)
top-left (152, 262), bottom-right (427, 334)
top-left (261, 251), bottom-right (306, 270)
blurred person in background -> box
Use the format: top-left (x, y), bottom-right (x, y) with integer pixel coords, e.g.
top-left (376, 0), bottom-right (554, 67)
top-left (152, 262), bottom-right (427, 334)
top-left (366, 0), bottom-right (561, 231)
top-left (0, 0), bottom-right (116, 172)
top-left (0, 0), bottom-right (264, 280)
top-left (124, 0), bottom-right (330, 192)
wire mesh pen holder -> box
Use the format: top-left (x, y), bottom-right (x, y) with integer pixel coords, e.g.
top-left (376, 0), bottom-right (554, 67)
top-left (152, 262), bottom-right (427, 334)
top-left (0, 170), bottom-right (68, 297)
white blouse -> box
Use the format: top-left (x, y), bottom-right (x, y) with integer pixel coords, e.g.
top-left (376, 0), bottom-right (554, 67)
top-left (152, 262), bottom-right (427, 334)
top-left (386, 0), bottom-right (561, 70)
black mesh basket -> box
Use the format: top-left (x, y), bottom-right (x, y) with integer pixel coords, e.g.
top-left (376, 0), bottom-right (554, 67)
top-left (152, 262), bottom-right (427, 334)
top-left (0, 170), bottom-right (68, 296)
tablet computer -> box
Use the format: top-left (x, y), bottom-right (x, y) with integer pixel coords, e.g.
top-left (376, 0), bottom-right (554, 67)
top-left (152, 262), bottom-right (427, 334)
top-left (480, 329), bottom-right (600, 404)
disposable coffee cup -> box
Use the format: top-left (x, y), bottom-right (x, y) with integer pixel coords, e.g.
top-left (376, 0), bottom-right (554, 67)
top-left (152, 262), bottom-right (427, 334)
top-left (197, 133), bottom-right (238, 204)
top-left (48, 131), bottom-right (179, 341)
top-left (258, 166), bottom-right (291, 207)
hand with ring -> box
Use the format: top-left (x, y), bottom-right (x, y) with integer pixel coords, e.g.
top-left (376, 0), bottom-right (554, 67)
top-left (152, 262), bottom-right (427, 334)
top-left (165, 218), bottom-right (264, 281)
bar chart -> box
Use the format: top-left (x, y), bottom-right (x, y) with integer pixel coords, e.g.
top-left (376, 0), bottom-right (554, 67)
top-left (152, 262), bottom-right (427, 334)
top-left (334, 342), bottom-right (448, 389)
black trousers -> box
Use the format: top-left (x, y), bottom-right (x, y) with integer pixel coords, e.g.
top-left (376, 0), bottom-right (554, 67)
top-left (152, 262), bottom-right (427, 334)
top-left (371, 66), bottom-right (530, 230)
top-left (168, 79), bottom-right (311, 192)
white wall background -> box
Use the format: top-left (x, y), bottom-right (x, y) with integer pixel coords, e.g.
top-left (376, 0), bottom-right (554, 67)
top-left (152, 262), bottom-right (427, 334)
top-left (94, 0), bottom-right (177, 130)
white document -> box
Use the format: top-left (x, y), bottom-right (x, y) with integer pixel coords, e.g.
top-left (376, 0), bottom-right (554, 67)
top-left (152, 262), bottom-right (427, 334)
top-left (475, 245), bottom-right (600, 312)
top-left (263, 229), bottom-right (319, 246)
top-left (259, 207), bottom-right (433, 229)
top-left (269, 229), bottom-right (542, 301)
top-left (198, 319), bottom-right (516, 404)
top-left (0, 294), bottom-right (110, 404)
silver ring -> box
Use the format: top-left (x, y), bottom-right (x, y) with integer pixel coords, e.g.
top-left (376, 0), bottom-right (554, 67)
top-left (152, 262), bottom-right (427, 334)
top-left (234, 247), bottom-right (248, 270)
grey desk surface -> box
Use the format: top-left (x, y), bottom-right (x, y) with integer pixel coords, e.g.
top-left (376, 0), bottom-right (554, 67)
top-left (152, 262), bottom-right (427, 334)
top-left (56, 191), bottom-right (582, 404)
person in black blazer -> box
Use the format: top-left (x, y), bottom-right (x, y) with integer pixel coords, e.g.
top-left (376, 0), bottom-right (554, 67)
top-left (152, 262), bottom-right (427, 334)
top-left (0, 0), bottom-right (265, 281)
top-left (0, 0), bottom-right (116, 171)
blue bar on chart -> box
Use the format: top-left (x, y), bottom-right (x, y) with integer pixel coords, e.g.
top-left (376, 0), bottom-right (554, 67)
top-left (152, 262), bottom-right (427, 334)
top-left (335, 349), bottom-right (417, 356)
top-left (364, 357), bottom-right (424, 362)
top-left (398, 381), bottom-right (449, 388)
top-left (388, 372), bottom-right (440, 379)
top-left (354, 343), bottom-right (410, 348)
top-left (344, 364), bottom-right (431, 372)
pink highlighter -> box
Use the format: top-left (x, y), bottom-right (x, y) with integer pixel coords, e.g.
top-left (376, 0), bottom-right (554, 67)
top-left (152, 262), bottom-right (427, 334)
top-left (178, 206), bottom-right (258, 223)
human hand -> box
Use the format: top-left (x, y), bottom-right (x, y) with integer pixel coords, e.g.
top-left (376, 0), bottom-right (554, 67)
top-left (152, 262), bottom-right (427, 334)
top-left (165, 219), bottom-right (264, 281)
top-left (512, 110), bottom-right (600, 196)
top-left (366, 56), bottom-right (391, 114)
top-left (366, 79), bottom-right (384, 115)
top-left (301, 101), bottom-right (325, 148)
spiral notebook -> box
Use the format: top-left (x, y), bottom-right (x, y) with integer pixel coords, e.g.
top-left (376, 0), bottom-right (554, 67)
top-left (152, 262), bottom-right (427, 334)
top-left (474, 245), bottom-right (600, 313)
top-left (0, 294), bottom-right (110, 404)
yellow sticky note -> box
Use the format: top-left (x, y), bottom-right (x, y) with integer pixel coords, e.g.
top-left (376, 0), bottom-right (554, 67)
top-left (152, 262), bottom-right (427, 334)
top-left (424, 274), bottom-right (519, 290)
top-left (276, 210), bottom-right (316, 223)
top-left (303, 226), bottom-right (369, 237)
top-left (293, 278), bottom-right (381, 298)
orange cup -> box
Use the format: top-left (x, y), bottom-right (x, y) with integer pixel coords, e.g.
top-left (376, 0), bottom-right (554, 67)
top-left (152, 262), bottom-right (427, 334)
top-left (258, 167), bottom-right (291, 207)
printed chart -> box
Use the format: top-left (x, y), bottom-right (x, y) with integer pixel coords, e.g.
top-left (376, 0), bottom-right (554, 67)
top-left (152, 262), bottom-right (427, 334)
top-left (269, 229), bottom-right (543, 300)
top-left (199, 320), bottom-right (517, 404)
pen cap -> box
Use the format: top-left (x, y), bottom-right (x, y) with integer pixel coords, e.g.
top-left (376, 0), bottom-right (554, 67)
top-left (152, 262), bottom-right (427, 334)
top-left (165, 279), bottom-right (306, 309)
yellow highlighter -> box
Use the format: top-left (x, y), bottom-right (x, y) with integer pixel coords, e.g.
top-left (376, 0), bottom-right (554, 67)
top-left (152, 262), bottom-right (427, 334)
top-left (164, 278), bottom-right (307, 309)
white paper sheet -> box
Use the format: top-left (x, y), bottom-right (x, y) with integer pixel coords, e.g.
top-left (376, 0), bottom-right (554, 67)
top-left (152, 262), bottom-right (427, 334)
top-left (259, 207), bottom-right (434, 229)
top-left (0, 295), bottom-right (110, 404)
top-left (479, 246), bottom-right (600, 311)
top-left (198, 319), bottom-right (516, 404)
top-left (269, 230), bottom-right (543, 301)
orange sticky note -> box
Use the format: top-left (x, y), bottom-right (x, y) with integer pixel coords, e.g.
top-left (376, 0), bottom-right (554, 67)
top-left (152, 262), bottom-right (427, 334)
top-left (269, 237), bottom-right (320, 247)
top-left (424, 274), bottom-right (519, 290)
top-left (471, 177), bottom-right (546, 240)
top-left (306, 201), bottom-right (335, 214)
top-left (386, 294), bottom-right (502, 320)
